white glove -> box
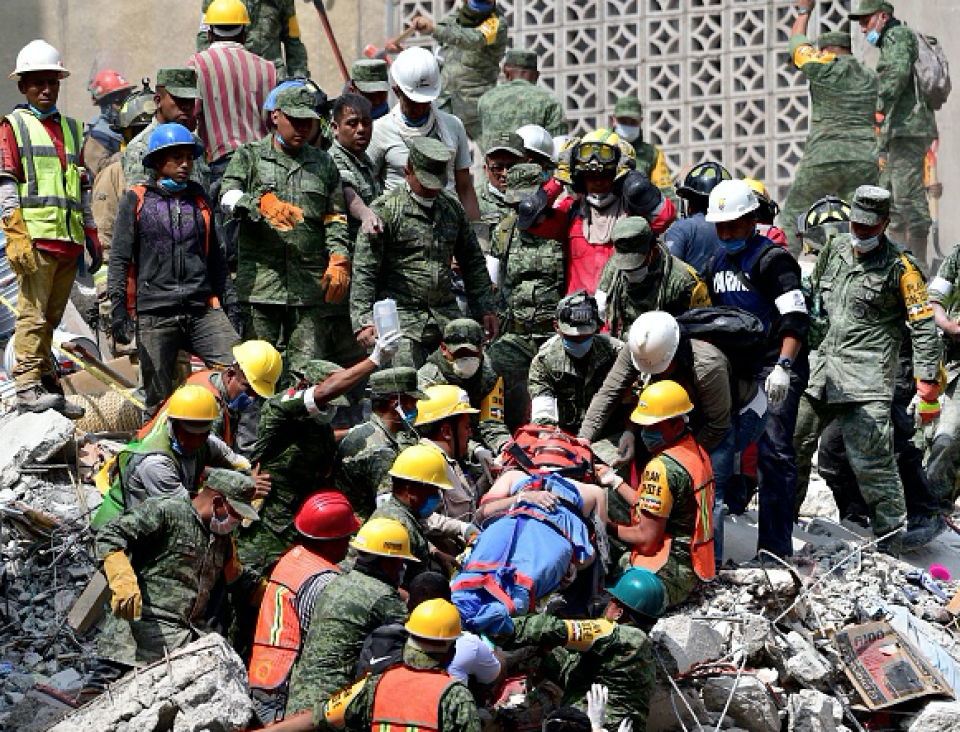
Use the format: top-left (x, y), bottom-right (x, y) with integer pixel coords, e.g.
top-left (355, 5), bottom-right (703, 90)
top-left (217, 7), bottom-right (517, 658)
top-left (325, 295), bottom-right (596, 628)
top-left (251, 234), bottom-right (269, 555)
top-left (369, 330), bottom-right (401, 366)
top-left (610, 430), bottom-right (635, 469)
top-left (586, 683), bottom-right (608, 732)
top-left (764, 364), bottom-right (790, 405)
top-left (220, 188), bottom-right (243, 213)
top-left (617, 719), bottom-right (633, 732)
top-left (598, 466), bottom-right (624, 490)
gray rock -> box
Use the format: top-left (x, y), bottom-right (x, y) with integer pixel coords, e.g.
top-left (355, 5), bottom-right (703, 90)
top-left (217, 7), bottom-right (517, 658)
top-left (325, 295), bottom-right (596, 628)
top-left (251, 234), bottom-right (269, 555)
top-left (0, 410), bottom-right (75, 489)
top-left (700, 675), bottom-right (780, 732)
top-left (778, 631), bottom-right (833, 689)
top-left (787, 689), bottom-right (841, 732)
top-left (645, 683), bottom-right (711, 732)
top-left (48, 668), bottom-right (82, 694)
top-left (907, 702), bottom-right (960, 732)
top-left (652, 616), bottom-right (725, 675)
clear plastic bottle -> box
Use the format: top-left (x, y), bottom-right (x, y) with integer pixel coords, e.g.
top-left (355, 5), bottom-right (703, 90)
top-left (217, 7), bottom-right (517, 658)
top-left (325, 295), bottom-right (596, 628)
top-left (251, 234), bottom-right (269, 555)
top-left (373, 298), bottom-right (400, 338)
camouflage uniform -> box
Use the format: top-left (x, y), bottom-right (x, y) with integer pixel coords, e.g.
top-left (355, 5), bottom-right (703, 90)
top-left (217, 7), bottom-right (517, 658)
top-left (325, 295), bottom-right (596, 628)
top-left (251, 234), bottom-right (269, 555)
top-left (311, 641), bottom-right (481, 732)
top-left (794, 187), bottom-right (940, 539)
top-left (223, 90), bottom-right (350, 375)
top-left (476, 132), bottom-right (527, 256)
top-left (350, 138), bottom-right (495, 369)
top-left (612, 98), bottom-right (675, 203)
top-left (781, 32), bottom-right (879, 255)
top-left (433, 4), bottom-right (509, 140)
top-left (197, 0), bottom-right (309, 80)
top-left (509, 615), bottom-right (655, 730)
top-left (286, 565), bottom-right (408, 714)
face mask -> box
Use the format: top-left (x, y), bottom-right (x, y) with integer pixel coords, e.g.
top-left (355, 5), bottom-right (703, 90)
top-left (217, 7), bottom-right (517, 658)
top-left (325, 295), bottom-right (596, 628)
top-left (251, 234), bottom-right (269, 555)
top-left (171, 433), bottom-right (201, 457)
top-left (542, 169), bottom-right (552, 183)
top-left (395, 401), bottom-right (418, 426)
top-left (406, 182), bottom-right (436, 208)
top-left (158, 177), bottom-right (187, 193)
top-left (401, 111), bottom-right (430, 127)
top-left (641, 427), bottom-right (668, 453)
top-left (866, 29), bottom-right (881, 46)
top-left (622, 265), bottom-right (649, 284)
top-left (563, 336), bottom-right (594, 359)
top-left (451, 356), bottom-right (481, 378)
top-left (851, 233), bottom-right (882, 254)
top-left (312, 405), bottom-right (336, 425)
top-left (467, 0), bottom-right (495, 13)
top-left (210, 509), bottom-right (241, 535)
top-left (371, 102), bottom-right (390, 120)
top-left (614, 123), bottom-right (641, 141)
top-left (487, 182), bottom-right (505, 200)
top-left (418, 494), bottom-right (441, 518)
top-left (28, 104), bottom-right (58, 120)
top-left (586, 192), bottom-right (617, 208)
top-left (227, 391), bottom-right (254, 412)
top-left (720, 227), bottom-right (754, 255)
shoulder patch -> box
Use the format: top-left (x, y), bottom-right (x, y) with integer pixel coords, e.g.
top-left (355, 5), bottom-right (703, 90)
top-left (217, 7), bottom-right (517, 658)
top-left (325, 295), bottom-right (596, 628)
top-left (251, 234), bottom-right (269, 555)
top-left (900, 254), bottom-right (934, 322)
top-left (564, 618), bottom-right (616, 651)
top-left (637, 457), bottom-right (673, 518)
top-left (324, 676), bottom-right (368, 728)
top-left (479, 16), bottom-right (500, 45)
top-left (793, 44), bottom-right (835, 69)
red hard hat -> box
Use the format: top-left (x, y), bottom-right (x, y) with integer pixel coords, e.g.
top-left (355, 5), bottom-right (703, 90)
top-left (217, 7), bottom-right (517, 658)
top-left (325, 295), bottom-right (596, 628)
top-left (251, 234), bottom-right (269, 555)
top-left (90, 70), bottom-right (133, 103)
top-left (294, 490), bottom-right (362, 540)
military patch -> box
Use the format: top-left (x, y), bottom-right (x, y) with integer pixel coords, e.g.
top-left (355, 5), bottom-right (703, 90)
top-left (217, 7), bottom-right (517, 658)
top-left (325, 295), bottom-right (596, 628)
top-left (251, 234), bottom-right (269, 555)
top-left (324, 213), bottom-right (349, 226)
top-left (288, 14), bottom-right (301, 38)
top-left (563, 618), bottom-right (616, 651)
top-left (479, 16), bottom-right (500, 45)
top-left (481, 377), bottom-right (505, 421)
top-left (638, 457), bottom-right (673, 518)
top-left (900, 255), bottom-right (934, 322)
top-left (324, 676), bottom-right (368, 728)
top-left (793, 44), bottom-right (835, 68)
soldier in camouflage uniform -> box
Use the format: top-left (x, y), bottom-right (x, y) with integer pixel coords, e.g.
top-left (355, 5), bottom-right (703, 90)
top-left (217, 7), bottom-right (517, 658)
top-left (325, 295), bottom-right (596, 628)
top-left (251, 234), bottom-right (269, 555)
top-left (781, 2), bottom-right (879, 256)
top-left (411, 1), bottom-right (509, 141)
top-left (335, 367), bottom-right (425, 520)
top-left (222, 86), bottom-right (351, 376)
top-left (197, 0), bottom-right (308, 80)
top-left (610, 97), bottom-right (675, 204)
top-left (596, 216), bottom-right (710, 339)
top-left (351, 137), bottom-right (497, 369)
top-left (793, 186), bottom-right (942, 552)
top-left (476, 49), bottom-right (568, 153)
top-left (348, 60), bottom-right (390, 121)
top-left (122, 68), bottom-right (211, 190)
top-left (476, 132), bottom-right (526, 255)
top-left (850, 0), bottom-right (939, 257)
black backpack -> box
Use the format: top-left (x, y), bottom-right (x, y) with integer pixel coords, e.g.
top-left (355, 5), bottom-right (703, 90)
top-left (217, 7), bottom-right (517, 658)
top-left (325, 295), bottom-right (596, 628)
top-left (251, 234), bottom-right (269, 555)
top-left (676, 306), bottom-right (767, 381)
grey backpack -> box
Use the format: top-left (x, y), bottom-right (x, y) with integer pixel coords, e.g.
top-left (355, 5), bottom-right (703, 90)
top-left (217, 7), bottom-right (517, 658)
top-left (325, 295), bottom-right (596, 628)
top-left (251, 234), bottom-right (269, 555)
top-left (914, 31), bottom-right (952, 111)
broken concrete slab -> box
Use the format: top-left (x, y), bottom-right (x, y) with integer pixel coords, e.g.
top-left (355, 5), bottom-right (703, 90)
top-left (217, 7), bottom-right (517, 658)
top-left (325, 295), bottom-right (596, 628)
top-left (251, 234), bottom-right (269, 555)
top-left (651, 616), bottom-right (724, 675)
top-left (700, 675), bottom-right (780, 732)
top-left (782, 631), bottom-right (833, 689)
top-left (787, 689), bottom-right (841, 732)
top-left (907, 701), bottom-right (960, 732)
top-left (0, 410), bottom-right (75, 489)
top-left (645, 684), bottom-right (711, 732)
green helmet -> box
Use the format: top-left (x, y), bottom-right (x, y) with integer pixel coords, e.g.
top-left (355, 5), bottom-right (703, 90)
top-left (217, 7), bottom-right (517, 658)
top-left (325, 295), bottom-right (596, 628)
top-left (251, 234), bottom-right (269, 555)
top-left (608, 567), bottom-right (667, 620)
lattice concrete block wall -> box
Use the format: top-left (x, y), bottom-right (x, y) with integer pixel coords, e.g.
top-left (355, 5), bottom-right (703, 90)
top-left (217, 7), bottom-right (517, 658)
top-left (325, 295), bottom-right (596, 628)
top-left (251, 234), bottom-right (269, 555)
top-left (396, 0), bottom-right (849, 204)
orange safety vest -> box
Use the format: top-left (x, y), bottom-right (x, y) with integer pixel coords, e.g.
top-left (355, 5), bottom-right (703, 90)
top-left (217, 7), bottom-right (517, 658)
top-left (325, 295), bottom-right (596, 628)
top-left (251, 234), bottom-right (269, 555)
top-left (248, 545), bottom-right (340, 691)
top-left (630, 433), bottom-right (716, 582)
top-left (136, 369), bottom-right (233, 446)
top-left (371, 665), bottom-right (455, 732)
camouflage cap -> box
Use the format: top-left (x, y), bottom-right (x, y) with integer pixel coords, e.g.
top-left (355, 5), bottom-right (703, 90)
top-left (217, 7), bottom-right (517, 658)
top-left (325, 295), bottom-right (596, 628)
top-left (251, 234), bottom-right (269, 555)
top-left (407, 137), bottom-right (450, 190)
top-left (369, 367), bottom-right (428, 399)
top-left (504, 163), bottom-right (544, 204)
top-left (298, 360), bottom-right (351, 406)
top-left (204, 469), bottom-right (259, 521)
top-left (614, 96), bottom-right (643, 119)
top-left (485, 131), bottom-right (526, 158)
top-left (155, 68), bottom-right (201, 100)
top-left (275, 85), bottom-right (321, 120)
top-left (352, 59), bottom-right (389, 93)
top-left (443, 318), bottom-right (483, 354)
top-left (848, 0), bottom-right (894, 19)
top-left (556, 291), bottom-right (600, 336)
top-left (610, 216), bottom-right (655, 269)
top-left (849, 185), bottom-right (892, 226)
top-left (504, 49), bottom-right (538, 70)
top-left (817, 31), bottom-right (852, 50)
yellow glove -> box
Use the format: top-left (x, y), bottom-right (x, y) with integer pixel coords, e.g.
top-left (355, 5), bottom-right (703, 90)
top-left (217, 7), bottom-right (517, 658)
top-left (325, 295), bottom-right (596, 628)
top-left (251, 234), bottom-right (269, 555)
top-left (259, 191), bottom-right (304, 231)
top-left (320, 254), bottom-right (351, 303)
top-left (1, 209), bottom-right (38, 276)
top-left (103, 550), bottom-right (142, 620)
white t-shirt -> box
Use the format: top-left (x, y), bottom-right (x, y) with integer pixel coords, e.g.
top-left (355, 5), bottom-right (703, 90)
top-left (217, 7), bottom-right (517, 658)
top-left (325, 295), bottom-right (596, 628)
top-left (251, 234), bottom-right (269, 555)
top-left (448, 631), bottom-right (501, 684)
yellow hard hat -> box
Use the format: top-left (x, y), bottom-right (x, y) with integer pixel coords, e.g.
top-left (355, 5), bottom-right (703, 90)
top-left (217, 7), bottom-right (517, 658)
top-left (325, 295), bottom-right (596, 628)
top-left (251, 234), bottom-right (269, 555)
top-left (389, 444), bottom-right (454, 490)
top-left (204, 0), bottom-right (251, 26)
top-left (233, 340), bottom-right (282, 398)
top-left (405, 598), bottom-right (463, 641)
top-left (743, 178), bottom-right (770, 201)
top-left (414, 385), bottom-right (479, 427)
top-left (350, 517), bottom-right (420, 562)
top-left (630, 380), bottom-right (694, 426)
top-left (166, 384), bottom-right (220, 422)
top-left (554, 135), bottom-right (580, 185)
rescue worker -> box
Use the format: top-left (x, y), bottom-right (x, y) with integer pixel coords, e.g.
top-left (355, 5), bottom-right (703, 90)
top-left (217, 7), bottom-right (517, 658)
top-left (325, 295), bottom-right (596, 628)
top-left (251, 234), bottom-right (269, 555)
top-left (330, 93), bottom-right (384, 240)
top-left (664, 161), bottom-right (730, 277)
top-left (794, 186), bottom-right (941, 553)
top-left (411, 0), bottom-right (509, 142)
top-left (83, 69), bottom-right (134, 179)
top-left (197, 0), bottom-right (309, 80)
top-left (0, 40), bottom-right (101, 419)
top-left (221, 85), bottom-right (351, 375)
top-left (335, 367), bottom-right (425, 519)
top-left (596, 216), bottom-right (710, 339)
top-left (477, 132), bottom-right (527, 252)
top-left (609, 96), bottom-right (675, 202)
top-left (249, 491), bottom-right (361, 724)
top-left (351, 136), bottom-right (497, 369)
top-left (605, 381), bottom-right (715, 606)
top-left (476, 49), bottom-right (568, 153)
top-left (850, 0), bottom-right (940, 257)
top-left (516, 124), bottom-right (557, 174)
top-left (418, 319), bottom-right (510, 455)
top-left (285, 518), bottom-right (417, 715)
top-left (706, 179), bottom-right (809, 559)
top-left (744, 178), bottom-right (788, 247)
top-left (781, 1), bottom-right (879, 256)
top-left (347, 60), bottom-right (390, 121)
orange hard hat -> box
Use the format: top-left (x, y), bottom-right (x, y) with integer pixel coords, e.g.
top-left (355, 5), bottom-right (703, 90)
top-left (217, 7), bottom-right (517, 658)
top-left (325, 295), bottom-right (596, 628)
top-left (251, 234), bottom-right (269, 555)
top-left (90, 70), bottom-right (133, 103)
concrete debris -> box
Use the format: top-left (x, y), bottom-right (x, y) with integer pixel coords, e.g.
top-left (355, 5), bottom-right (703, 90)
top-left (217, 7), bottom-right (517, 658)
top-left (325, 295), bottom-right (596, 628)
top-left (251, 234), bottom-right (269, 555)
top-left (787, 689), bottom-right (842, 732)
top-left (699, 675), bottom-right (780, 732)
top-left (0, 410), bottom-right (75, 490)
top-left (780, 631), bottom-right (834, 689)
top-left (651, 616), bottom-right (725, 675)
top-left (48, 634), bottom-right (254, 732)
top-left (907, 701), bottom-right (960, 732)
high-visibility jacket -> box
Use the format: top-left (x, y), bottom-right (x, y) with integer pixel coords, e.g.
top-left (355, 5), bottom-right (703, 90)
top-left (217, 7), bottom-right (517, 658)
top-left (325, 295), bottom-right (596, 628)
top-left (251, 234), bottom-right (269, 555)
top-left (371, 665), bottom-right (454, 732)
top-left (248, 545), bottom-right (340, 692)
top-left (137, 370), bottom-right (232, 445)
top-left (6, 109), bottom-right (84, 244)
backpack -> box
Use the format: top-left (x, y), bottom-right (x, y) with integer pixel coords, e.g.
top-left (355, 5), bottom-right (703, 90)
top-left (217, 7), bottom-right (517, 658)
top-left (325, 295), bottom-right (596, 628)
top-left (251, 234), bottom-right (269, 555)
top-left (497, 425), bottom-right (595, 480)
top-left (913, 31), bottom-right (952, 111)
top-left (675, 306), bottom-right (767, 382)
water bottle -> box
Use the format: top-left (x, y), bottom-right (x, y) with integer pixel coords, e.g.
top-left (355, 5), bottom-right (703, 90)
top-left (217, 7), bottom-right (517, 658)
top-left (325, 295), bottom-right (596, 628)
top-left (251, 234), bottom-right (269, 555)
top-left (373, 298), bottom-right (400, 339)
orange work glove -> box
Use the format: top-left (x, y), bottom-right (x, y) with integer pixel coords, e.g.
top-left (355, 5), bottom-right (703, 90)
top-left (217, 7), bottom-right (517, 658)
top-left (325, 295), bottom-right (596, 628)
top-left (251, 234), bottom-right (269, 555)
top-left (259, 191), bottom-right (304, 232)
top-left (1, 209), bottom-right (38, 276)
top-left (320, 254), bottom-right (351, 303)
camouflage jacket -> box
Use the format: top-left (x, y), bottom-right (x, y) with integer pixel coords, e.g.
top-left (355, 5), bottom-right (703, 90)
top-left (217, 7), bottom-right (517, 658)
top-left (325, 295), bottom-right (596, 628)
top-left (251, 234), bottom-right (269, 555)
top-left (476, 79), bottom-right (568, 153)
top-left (876, 21), bottom-right (938, 142)
top-left (330, 139), bottom-right (383, 242)
top-left (433, 7), bottom-right (508, 99)
top-left (122, 117), bottom-right (211, 190)
top-left (629, 137), bottom-right (676, 202)
top-left (477, 184), bottom-right (512, 251)
top-left (929, 243), bottom-right (960, 367)
top-left (223, 135), bottom-right (350, 306)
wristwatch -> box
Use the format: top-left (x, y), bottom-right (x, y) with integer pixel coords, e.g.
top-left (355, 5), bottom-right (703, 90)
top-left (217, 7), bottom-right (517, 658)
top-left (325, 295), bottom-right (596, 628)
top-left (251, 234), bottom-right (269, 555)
top-left (777, 355), bottom-right (794, 371)
top-left (796, 5), bottom-right (810, 14)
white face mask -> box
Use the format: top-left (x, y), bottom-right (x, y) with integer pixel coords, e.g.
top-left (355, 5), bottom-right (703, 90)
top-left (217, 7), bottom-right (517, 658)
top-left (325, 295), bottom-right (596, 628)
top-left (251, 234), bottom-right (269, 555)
top-left (614, 123), bottom-right (641, 141)
top-left (451, 356), bottom-right (481, 378)
top-left (406, 182), bottom-right (436, 209)
top-left (210, 510), bottom-right (241, 535)
top-left (851, 233), bottom-right (882, 254)
top-left (487, 182), bottom-right (505, 200)
top-left (587, 192), bottom-right (617, 208)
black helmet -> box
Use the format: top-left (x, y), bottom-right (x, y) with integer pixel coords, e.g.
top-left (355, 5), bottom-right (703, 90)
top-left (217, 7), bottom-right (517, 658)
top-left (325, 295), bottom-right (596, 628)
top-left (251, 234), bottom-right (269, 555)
top-left (800, 195), bottom-right (851, 254)
top-left (113, 79), bottom-right (156, 134)
top-left (676, 161), bottom-right (732, 201)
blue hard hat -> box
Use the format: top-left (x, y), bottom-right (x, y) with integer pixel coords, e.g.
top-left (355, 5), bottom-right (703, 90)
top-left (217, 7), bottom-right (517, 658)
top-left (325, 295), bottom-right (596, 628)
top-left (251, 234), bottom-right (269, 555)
top-left (607, 567), bottom-right (667, 620)
top-left (264, 79), bottom-right (305, 112)
top-left (143, 123), bottom-right (203, 169)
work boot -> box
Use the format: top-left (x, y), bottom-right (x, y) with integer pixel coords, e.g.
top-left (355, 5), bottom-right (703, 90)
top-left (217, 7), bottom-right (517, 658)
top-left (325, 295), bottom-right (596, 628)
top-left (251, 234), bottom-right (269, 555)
top-left (875, 528), bottom-right (903, 557)
top-left (902, 514), bottom-right (947, 550)
top-left (16, 383), bottom-right (85, 420)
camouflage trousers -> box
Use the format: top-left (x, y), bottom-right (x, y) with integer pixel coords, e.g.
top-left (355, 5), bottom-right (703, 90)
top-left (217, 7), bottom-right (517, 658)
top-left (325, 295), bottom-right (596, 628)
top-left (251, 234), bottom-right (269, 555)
top-left (924, 371), bottom-right (960, 513)
top-left (794, 394), bottom-right (906, 536)
top-left (486, 332), bottom-right (550, 432)
top-left (881, 136), bottom-right (935, 244)
top-left (781, 157), bottom-right (879, 257)
top-left (243, 303), bottom-right (346, 384)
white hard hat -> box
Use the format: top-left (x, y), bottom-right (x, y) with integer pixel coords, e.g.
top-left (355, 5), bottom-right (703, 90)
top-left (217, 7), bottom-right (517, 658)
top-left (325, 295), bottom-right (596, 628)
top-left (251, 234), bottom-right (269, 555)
top-left (705, 179), bottom-right (759, 223)
top-left (516, 124), bottom-right (554, 162)
top-left (628, 311), bottom-right (681, 375)
top-left (10, 40), bottom-right (70, 80)
top-left (390, 47), bottom-right (441, 103)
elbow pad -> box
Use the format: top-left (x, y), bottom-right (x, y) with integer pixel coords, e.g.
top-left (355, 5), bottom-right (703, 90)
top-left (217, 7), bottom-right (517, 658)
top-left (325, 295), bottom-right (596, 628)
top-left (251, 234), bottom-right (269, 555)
top-left (518, 188), bottom-right (550, 230)
top-left (622, 170), bottom-right (663, 217)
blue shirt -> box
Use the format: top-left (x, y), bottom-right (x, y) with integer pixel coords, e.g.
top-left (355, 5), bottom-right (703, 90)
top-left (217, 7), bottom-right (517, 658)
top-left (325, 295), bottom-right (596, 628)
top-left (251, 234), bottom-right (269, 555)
top-left (665, 212), bottom-right (720, 276)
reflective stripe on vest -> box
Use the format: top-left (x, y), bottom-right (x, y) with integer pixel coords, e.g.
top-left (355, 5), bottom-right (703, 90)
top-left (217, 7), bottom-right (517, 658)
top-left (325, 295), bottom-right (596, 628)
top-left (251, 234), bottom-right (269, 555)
top-left (371, 666), bottom-right (454, 732)
top-left (248, 546), bottom-right (340, 691)
top-left (630, 433), bottom-right (716, 582)
top-left (7, 110), bottom-right (84, 244)
top-left (137, 370), bottom-right (232, 446)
